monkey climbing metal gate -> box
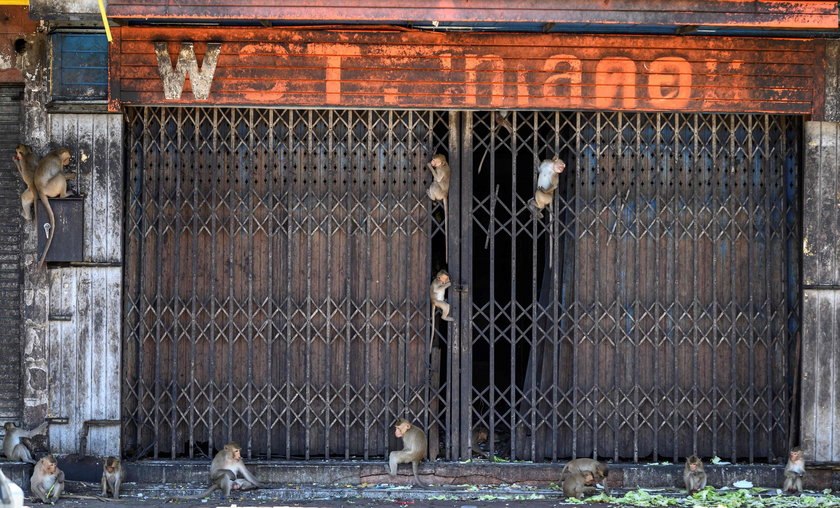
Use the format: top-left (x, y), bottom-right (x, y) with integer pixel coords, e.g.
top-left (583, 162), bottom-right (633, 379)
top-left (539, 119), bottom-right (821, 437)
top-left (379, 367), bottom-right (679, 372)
top-left (463, 111), bottom-right (800, 463)
top-left (123, 107), bottom-right (454, 459)
top-left (123, 107), bottom-right (801, 463)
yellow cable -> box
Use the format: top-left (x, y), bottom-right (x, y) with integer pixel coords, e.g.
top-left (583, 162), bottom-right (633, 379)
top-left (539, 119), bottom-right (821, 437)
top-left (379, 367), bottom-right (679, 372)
top-left (97, 0), bottom-right (112, 43)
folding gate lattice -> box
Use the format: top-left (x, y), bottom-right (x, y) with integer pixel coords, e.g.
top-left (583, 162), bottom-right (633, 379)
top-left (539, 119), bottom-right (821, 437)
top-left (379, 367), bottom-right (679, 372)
top-left (124, 108), bottom-right (800, 462)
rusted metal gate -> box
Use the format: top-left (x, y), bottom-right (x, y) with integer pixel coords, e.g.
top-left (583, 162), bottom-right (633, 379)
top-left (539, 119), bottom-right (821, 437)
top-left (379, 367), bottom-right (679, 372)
top-left (123, 107), bottom-right (453, 459)
top-left (463, 111), bottom-right (800, 463)
top-left (123, 108), bottom-right (800, 462)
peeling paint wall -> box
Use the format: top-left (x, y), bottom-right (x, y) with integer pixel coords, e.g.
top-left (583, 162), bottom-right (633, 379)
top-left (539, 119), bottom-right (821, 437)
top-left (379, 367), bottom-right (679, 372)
top-left (42, 114), bottom-right (123, 456)
top-left (825, 41), bottom-right (840, 123)
top-left (15, 26), bottom-right (50, 430)
top-left (0, 6), bottom-right (38, 83)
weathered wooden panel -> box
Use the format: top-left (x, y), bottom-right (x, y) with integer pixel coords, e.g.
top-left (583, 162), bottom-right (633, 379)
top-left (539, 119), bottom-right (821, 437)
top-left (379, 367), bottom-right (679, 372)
top-left (105, 0), bottom-right (839, 29)
top-left (0, 86), bottom-right (23, 424)
top-left (45, 114), bottom-right (123, 456)
top-left (801, 290), bottom-right (840, 461)
top-left (48, 114), bottom-right (123, 262)
top-left (109, 28), bottom-right (826, 115)
top-left (803, 122), bottom-right (840, 286)
top-left (47, 267), bottom-right (122, 456)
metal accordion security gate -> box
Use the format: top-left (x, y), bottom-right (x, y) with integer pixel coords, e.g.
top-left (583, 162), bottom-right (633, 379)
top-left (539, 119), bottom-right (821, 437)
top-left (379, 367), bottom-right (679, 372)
top-left (123, 107), bottom-right (454, 459)
top-left (463, 111), bottom-right (800, 463)
top-left (123, 107), bottom-right (801, 463)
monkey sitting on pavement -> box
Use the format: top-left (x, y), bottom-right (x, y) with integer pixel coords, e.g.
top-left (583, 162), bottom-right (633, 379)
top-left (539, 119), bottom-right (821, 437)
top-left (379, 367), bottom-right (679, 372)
top-left (386, 418), bottom-right (429, 488)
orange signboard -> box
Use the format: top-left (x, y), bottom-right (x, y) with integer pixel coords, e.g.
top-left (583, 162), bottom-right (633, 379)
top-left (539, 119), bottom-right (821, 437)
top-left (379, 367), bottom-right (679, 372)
top-left (106, 1), bottom-right (839, 29)
top-left (109, 27), bottom-right (826, 116)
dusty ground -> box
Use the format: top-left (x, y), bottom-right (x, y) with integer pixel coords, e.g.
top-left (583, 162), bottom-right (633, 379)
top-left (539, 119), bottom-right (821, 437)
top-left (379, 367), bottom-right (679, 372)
top-left (52, 499), bottom-right (610, 508)
top-left (33, 481), bottom-right (611, 508)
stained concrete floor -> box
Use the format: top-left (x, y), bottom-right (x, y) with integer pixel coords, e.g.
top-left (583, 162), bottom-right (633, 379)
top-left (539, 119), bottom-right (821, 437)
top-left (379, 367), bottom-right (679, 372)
top-left (52, 499), bottom-right (612, 508)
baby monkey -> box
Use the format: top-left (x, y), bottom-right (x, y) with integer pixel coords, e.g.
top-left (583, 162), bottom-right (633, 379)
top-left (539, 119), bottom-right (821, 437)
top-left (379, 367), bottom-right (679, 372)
top-left (683, 455), bottom-right (707, 494)
top-left (563, 471), bottom-right (594, 499)
top-left (386, 418), bottom-right (428, 488)
top-left (427, 154), bottom-right (451, 256)
top-left (783, 446), bottom-right (805, 494)
top-left (561, 458), bottom-right (609, 487)
top-left (430, 270), bottom-right (454, 327)
top-left (527, 156), bottom-right (565, 219)
top-left (101, 456), bottom-right (124, 499)
top-left (471, 425), bottom-right (490, 459)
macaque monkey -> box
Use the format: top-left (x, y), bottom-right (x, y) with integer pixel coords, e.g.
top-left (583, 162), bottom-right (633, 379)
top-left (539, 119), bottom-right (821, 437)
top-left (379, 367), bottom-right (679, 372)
top-left (100, 456), bottom-right (124, 499)
top-left (471, 425), bottom-right (490, 459)
top-left (12, 144), bottom-right (39, 220)
top-left (783, 447), bottom-right (805, 494)
top-left (527, 156), bottom-right (566, 219)
top-left (561, 458), bottom-right (609, 487)
top-left (683, 455), bottom-right (707, 493)
top-left (33, 148), bottom-right (74, 266)
top-left (563, 471), bottom-right (594, 499)
top-left (3, 421), bottom-right (47, 464)
top-left (430, 270), bottom-right (454, 331)
top-left (0, 467), bottom-right (24, 508)
top-left (30, 454), bottom-right (64, 503)
top-left (190, 442), bottom-right (264, 499)
top-left (427, 154), bottom-right (450, 256)
top-left (386, 418), bottom-right (428, 487)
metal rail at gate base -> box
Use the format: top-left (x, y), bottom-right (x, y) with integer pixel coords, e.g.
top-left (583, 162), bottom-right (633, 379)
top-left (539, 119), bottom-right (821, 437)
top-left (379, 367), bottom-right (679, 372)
top-left (123, 108), bottom-right (800, 464)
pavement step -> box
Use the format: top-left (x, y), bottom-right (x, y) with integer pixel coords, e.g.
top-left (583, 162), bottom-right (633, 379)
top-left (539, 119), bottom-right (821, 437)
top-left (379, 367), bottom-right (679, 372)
top-left (66, 482), bottom-right (573, 503)
top-left (5, 459), bottom-right (816, 499)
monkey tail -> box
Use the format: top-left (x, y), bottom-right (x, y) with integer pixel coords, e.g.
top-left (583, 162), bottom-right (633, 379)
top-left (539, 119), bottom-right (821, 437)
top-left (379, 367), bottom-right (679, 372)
top-left (167, 484), bottom-right (219, 502)
top-left (476, 148), bottom-right (488, 175)
top-left (412, 463), bottom-right (431, 489)
top-left (62, 493), bottom-right (113, 502)
top-left (37, 192), bottom-right (55, 267)
top-left (32, 185), bottom-right (39, 229)
top-left (431, 305), bottom-right (436, 343)
top-left (443, 199), bottom-right (448, 260)
top-left (560, 464), bottom-right (570, 480)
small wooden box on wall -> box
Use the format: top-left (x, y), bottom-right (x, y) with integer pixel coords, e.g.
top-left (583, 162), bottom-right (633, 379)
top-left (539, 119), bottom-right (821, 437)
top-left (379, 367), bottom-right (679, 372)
top-left (36, 196), bottom-right (85, 263)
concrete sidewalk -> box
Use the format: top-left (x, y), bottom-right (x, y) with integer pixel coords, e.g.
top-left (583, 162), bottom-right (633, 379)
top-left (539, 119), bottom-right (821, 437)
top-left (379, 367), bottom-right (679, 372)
top-left (2, 458), bottom-right (833, 507)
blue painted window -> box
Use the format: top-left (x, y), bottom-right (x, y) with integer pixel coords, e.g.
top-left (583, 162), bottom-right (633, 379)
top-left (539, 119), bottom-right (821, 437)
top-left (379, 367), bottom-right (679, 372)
top-left (51, 33), bottom-right (108, 100)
